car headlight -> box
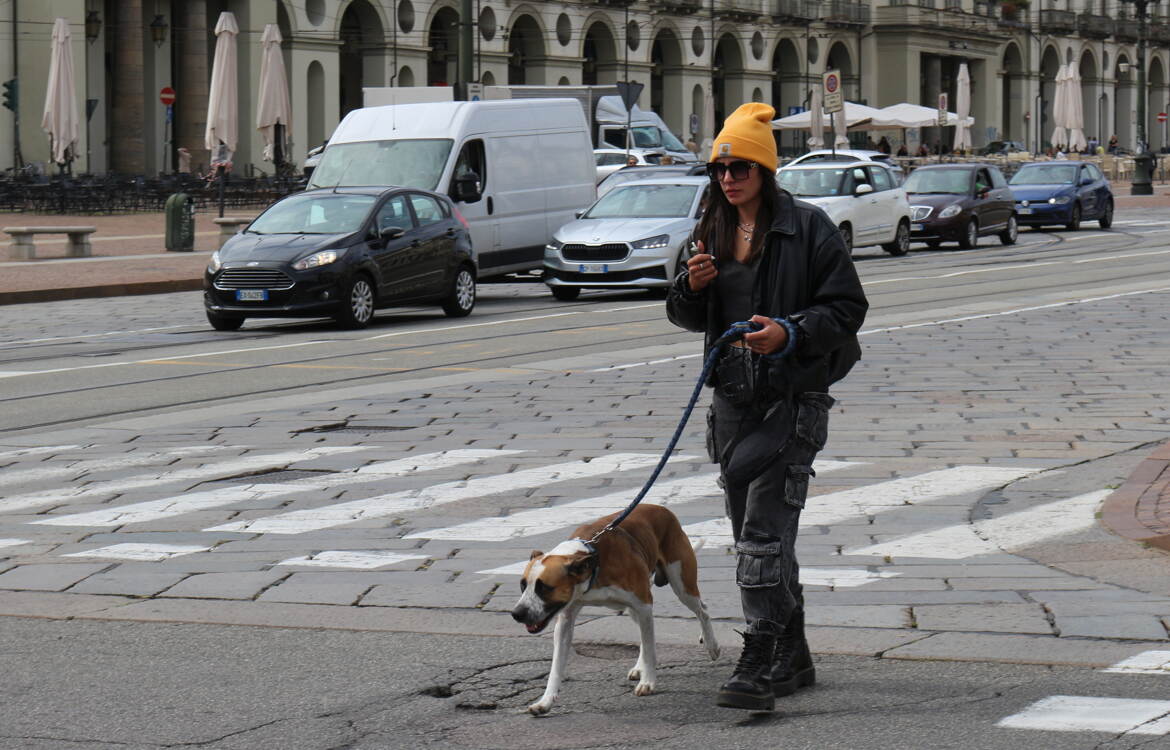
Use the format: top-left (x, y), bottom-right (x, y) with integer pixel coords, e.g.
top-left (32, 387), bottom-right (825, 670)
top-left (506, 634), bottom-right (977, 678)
top-left (292, 249), bottom-right (341, 271)
top-left (630, 234), bottom-right (671, 250)
top-left (545, 239), bottom-right (563, 253)
top-left (1049, 195), bottom-right (1072, 205)
top-left (938, 204), bottom-right (962, 218)
top-left (208, 250), bottom-right (222, 274)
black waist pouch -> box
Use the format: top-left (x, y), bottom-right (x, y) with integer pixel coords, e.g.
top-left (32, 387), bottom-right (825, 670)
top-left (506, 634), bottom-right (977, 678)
top-left (715, 347), bottom-right (757, 407)
top-left (721, 392), bottom-right (835, 486)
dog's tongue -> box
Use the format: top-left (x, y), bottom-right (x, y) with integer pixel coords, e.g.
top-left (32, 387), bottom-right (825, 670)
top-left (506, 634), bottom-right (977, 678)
top-left (526, 623), bottom-right (541, 634)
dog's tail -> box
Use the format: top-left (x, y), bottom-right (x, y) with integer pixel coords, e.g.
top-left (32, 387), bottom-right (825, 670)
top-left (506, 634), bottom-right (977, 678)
top-left (691, 537), bottom-right (706, 553)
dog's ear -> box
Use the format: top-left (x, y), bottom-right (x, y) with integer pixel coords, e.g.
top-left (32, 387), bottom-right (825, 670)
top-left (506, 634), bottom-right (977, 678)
top-left (566, 551), bottom-right (597, 580)
top-left (529, 550), bottom-right (544, 561)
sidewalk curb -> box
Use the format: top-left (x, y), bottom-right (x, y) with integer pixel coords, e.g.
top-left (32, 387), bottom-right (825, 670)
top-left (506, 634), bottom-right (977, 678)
top-left (0, 278), bottom-right (203, 306)
top-left (1101, 439), bottom-right (1170, 553)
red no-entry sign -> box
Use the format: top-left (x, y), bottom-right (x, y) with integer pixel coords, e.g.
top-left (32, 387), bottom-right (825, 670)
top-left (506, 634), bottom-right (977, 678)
top-left (1158, 112), bottom-right (1168, 123)
top-left (159, 87), bottom-right (176, 106)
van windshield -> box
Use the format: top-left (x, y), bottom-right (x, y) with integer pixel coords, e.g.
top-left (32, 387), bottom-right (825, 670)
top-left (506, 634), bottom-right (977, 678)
top-left (307, 139), bottom-right (454, 190)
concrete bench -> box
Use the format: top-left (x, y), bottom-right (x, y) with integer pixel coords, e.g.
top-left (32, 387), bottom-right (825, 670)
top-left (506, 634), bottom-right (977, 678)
top-left (213, 217), bottom-right (254, 249)
top-left (3, 226), bottom-right (97, 260)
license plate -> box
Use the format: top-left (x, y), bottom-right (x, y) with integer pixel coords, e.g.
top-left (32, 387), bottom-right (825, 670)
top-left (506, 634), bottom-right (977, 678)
top-left (1018, 208), bottom-right (1033, 215)
top-left (236, 289), bottom-right (269, 301)
top-left (577, 263), bottom-right (610, 274)
top-left (911, 223), bottom-right (924, 232)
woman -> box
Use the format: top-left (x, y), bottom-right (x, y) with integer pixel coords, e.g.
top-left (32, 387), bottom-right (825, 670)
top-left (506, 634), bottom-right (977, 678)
top-left (666, 103), bottom-right (868, 711)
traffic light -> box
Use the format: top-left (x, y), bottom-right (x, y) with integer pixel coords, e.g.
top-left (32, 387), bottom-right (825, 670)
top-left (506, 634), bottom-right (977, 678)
top-left (1, 78), bottom-right (16, 114)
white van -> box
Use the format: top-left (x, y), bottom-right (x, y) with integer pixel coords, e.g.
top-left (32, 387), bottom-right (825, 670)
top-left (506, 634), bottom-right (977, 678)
top-left (306, 99), bottom-right (595, 279)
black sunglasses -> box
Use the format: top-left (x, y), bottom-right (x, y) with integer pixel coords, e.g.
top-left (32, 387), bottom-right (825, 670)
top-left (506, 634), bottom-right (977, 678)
top-left (706, 160), bottom-right (757, 181)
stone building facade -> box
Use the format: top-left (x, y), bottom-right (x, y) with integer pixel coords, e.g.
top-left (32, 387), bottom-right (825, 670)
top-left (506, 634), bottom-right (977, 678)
top-left (2, 0), bottom-right (1168, 175)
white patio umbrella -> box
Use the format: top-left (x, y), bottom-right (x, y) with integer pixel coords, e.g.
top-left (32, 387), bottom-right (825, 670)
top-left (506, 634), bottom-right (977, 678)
top-left (1050, 63), bottom-right (1069, 150)
top-left (41, 17), bottom-right (79, 166)
top-left (256, 23), bottom-right (292, 163)
top-left (806, 86), bottom-right (824, 149)
top-left (1065, 64), bottom-right (1088, 153)
top-left (833, 103), bottom-right (849, 148)
top-left (771, 100), bottom-right (883, 131)
top-left (700, 90), bottom-right (715, 158)
top-left (869, 102), bottom-right (974, 129)
top-left (206, 11), bottom-right (239, 162)
top-left (952, 63), bottom-right (972, 153)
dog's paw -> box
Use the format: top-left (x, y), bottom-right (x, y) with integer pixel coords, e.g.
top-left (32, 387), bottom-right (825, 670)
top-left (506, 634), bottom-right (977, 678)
top-left (704, 639), bottom-right (721, 660)
top-left (627, 666), bottom-right (641, 681)
top-left (633, 680), bottom-right (656, 696)
top-left (527, 700), bottom-right (552, 716)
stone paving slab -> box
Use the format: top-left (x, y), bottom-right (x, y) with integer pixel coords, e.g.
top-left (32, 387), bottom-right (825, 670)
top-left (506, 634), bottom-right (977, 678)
top-left (883, 631), bottom-right (1168, 667)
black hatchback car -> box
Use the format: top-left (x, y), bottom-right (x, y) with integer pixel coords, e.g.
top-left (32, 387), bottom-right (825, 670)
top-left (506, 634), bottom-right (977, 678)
top-left (203, 187), bottom-right (476, 330)
top-left (904, 164), bottom-right (1018, 249)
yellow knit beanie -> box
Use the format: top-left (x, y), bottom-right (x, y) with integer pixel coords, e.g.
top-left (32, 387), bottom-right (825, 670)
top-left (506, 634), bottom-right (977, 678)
top-left (710, 102), bottom-right (778, 172)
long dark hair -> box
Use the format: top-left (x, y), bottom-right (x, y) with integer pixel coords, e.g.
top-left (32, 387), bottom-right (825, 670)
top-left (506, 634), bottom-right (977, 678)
top-left (693, 162), bottom-right (781, 264)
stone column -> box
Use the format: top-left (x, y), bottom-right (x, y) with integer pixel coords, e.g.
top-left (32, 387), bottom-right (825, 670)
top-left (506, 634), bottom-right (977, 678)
top-left (175, 0), bottom-right (209, 173)
top-left (110, 0), bottom-right (145, 174)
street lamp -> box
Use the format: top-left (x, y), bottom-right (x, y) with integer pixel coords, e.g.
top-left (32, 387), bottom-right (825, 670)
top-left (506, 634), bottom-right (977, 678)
top-left (1118, 0), bottom-right (1160, 195)
top-left (84, 11), bottom-right (102, 44)
top-left (149, 15), bottom-right (169, 48)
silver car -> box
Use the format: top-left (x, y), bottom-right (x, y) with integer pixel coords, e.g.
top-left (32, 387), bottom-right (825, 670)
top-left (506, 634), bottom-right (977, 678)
top-left (543, 176), bottom-right (709, 300)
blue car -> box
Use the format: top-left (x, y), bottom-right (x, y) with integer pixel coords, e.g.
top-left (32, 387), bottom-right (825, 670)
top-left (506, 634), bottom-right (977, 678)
top-left (1008, 161), bottom-right (1113, 230)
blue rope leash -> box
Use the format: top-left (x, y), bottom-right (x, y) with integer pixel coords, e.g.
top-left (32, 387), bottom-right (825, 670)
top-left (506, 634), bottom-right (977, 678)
top-left (589, 319), bottom-right (778, 542)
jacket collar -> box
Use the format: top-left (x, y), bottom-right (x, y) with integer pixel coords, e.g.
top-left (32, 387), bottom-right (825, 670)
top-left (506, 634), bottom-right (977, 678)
top-left (765, 188), bottom-right (798, 237)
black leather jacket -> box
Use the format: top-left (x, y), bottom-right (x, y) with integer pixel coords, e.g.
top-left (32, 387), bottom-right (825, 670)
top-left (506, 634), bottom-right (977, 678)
top-left (666, 189), bottom-right (869, 395)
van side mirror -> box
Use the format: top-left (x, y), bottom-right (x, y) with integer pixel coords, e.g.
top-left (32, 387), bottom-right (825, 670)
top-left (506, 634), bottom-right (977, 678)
top-left (452, 172), bottom-right (483, 203)
top-left (854, 183), bottom-right (874, 196)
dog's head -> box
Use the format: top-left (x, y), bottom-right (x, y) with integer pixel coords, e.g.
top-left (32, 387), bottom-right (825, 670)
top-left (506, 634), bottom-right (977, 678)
top-left (510, 540), bottom-right (597, 634)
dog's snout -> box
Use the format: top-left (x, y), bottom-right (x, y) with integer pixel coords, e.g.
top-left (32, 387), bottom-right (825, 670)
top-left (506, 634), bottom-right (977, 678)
top-left (511, 606), bottom-right (528, 623)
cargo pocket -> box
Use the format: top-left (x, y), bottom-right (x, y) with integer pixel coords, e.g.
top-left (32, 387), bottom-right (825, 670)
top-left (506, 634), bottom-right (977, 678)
top-left (784, 464), bottom-right (815, 509)
top-left (794, 392), bottom-right (834, 452)
top-left (735, 540), bottom-right (785, 589)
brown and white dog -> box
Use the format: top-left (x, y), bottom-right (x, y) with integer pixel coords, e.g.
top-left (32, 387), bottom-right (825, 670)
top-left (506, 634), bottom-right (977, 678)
top-left (511, 503), bottom-right (720, 715)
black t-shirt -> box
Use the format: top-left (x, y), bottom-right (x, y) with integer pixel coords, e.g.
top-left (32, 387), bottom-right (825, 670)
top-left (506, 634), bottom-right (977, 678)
top-left (716, 255), bottom-right (760, 331)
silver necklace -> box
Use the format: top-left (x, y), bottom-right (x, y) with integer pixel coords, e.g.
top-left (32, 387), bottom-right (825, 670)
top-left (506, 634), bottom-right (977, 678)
top-left (736, 221), bottom-right (754, 242)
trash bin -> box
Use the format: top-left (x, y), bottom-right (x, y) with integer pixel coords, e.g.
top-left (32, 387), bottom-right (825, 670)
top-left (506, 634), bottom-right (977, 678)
top-left (165, 192), bottom-right (195, 252)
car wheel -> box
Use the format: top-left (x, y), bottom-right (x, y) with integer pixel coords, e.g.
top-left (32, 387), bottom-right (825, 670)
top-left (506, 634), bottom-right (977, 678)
top-left (837, 223), bottom-right (853, 253)
top-left (334, 274), bottom-right (376, 329)
top-left (999, 214), bottom-right (1019, 246)
top-left (1066, 203), bottom-right (1081, 231)
top-left (882, 220), bottom-right (910, 256)
top-left (1098, 199), bottom-right (1114, 229)
top-left (958, 219), bottom-right (978, 249)
top-left (441, 264), bottom-right (476, 318)
top-left (206, 311), bottom-right (244, 331)
top-left (551, 286), bottom-right (581, 301)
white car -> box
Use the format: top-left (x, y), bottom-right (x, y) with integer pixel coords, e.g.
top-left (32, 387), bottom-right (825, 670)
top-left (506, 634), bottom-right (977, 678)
top-left (781, 149), bottom-right (904, 182)
top-left (593, 148), bottom-right (666, 183)
top-left (543, 176), bottom-right (709, 300)
top-left (776, 162), bottom-right (912, 255)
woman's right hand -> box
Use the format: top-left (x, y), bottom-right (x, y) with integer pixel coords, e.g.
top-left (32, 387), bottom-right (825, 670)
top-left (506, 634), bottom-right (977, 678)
top-left (686, 241), bottom-right (718, 292)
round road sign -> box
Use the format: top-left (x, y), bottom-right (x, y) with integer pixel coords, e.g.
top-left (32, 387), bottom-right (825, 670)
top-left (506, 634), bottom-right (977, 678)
top-left (159, 87), bottom-right (176, 106)
top-left (825, 73), bottom-right (839, 94)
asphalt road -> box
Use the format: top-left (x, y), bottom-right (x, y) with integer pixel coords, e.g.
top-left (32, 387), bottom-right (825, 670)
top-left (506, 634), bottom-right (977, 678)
top-left (2, 217), bottom-right (1170, 749)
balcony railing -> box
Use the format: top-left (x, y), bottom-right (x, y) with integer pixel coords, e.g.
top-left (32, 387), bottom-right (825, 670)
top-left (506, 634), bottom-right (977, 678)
top-left (1114, 18), bottom-right (1141, 41)
top-left (1151, 22), bottom-right (1170, 44)
top-left (713, 0), bottom-right (763, 21)
top-left (1038, 9), bottom-right (1077, 33)
top-left (650, 0), bottom-right (703, 14)
top-left (1078, 12), bottom-right (1114, 39)
top-left (875, 2), bottom-right (1006, 33)
top-left (825, 0), bottom-right (871, 24)
top-left (772, 0), bottom-right (819, 20)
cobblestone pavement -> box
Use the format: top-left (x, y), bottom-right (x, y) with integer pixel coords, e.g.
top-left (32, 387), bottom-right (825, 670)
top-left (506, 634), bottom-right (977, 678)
top-left (2, 281), bottom-right (1169, 672)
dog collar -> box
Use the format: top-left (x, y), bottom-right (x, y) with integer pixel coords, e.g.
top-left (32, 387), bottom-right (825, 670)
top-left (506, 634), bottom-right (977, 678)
top-left (570, 538), bottom-right (600, 592)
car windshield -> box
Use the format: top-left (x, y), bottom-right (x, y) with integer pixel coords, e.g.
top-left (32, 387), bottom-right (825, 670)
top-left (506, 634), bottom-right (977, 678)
top-left (598, 167), bottom-right (688, 195)
top-left (586, 184), bottom-right (698, 218)
top-left (248, 194), bottom-right (377, 235)
top-left (776, 168), bottom-right (847, 197)
top-left (307, 139), bottom-right (454, 190)
top-left (903, 169), bottom-right (970, 194)
top-left (1010, 165), bottom-right (1078, 185)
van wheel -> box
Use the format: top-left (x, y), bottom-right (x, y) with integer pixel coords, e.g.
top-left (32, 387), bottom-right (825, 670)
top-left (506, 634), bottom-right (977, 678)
top-left (551, 286), bottom-right (580, 301)
top-left (837, 223), bottom-right (853, 253)
top-left (206, 311), bottom-right (244, 331)
top-left (999, 214), bottom-right (1019, 245)
top-left (442, 264), bottom-right (476, 317)
top-left (334, 274), bottom-right (376, 329)
top-left (882, 220), bottom-right (910, 256)
top-left (958, 219), bottom-right (978, 249)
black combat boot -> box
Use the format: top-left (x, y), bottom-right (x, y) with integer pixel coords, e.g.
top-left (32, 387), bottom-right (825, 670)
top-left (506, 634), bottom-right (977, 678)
top-left (715, 628), bottom-right (777, 711)
top-left (772, 608), bottom-right (815, 697)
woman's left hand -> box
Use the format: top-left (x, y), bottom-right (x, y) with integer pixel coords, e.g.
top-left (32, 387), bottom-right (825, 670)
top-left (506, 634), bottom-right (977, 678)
top-left (742, 315), bottom-right (788, 355)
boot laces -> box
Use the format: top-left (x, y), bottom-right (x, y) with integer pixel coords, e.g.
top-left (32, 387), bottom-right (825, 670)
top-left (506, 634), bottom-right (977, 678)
top-left (733, 631), bottom-right (772, 673)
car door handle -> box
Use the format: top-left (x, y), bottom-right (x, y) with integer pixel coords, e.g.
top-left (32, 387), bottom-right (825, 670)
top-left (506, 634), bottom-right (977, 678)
top-left (445, 227), bottom-right (456, 237)
top-left (410, 240), bottom-right (421, 248)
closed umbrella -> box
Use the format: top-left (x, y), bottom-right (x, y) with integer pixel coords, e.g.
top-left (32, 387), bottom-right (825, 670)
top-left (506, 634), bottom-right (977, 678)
top-left (206, 12), bottom-right (239, 161)
top-left (256, 23), bottom-right (292, 165)
top-left (952, 63), bottom-right (972, 153)
top-left (700, 90), bottom-right (715, 158)
top-left (41, 18), bottom-right (79, 166)
top-left (1066, 64), bottom-right (1087, 153)
top-left (833, 101), bottom-right (849, 148)
top-left (1050, 63), bottom-right (1069, 150)
top-left (806, 86), bottom-right (824, 150)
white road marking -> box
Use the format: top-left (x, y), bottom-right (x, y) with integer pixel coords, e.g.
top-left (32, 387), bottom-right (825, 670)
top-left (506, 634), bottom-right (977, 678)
top-left (1074, 249), bottom-right (1170, 263)
top-left (407, 459), bottom-right (858, 542)
top-left (0, 371), bottom-right (39, 378)
top-left (996, 695), bottom-right (1170, 735)
top-left (0, 325), bottom-right (193, 348)
top-left (1102, 651), bottom-right (1170, 675)
top-left (473, 559), bottom-right (898, 588)
top-left (844, 490), bottom-right (1110, 560)
top-left (63, 543), bottom-right (212, 561)
top-left (590, 354), bottom-right (701, 372)
top-left (0, 539), bottom-right (29, 550)
top-left (0, 445), bottom-right (80, 460)
top-left (276, 551), bottom-right (428, 570)
top-left (0, 446), bottom-right (224, 489)
top-left (7, 446), bottom-right (364, 516)
top-left (31, 449), bottom-right (516, 528)
top-left (206, 453), bottom-right (692, 535)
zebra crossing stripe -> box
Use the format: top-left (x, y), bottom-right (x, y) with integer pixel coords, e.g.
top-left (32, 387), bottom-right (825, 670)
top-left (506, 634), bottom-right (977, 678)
top-left (205, 452), bottom-right (692, 535)
top-left (0, 539), bottom-right (28, 550)
top-left (474, 560), bottom-right (897, 588)
top-left (0, 445), bottom-right (80, 460)
top-left (1102, 651), bottom-right (1170, 675)
top-left (996, 695), bottom-right (1170, 734)
top-left (32, 449), bottom-right (519, 528)
top-left (408, 459), bottom-right (859, 542)
top-left (0, 446), bottom-right (225, 490)
top-left (276, 551), bottom-right (428, 569)
top-left (7, 446), bottom-right (366, 516)
top-left (63, 543), bottom-right (213, 562)
top-left (844, 489), bottom-right (1111, 560)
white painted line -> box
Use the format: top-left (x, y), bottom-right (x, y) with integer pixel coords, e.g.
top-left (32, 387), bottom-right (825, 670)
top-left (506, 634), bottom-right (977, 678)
top-left (799, 568), bottom-right (901, 588)
top-left (1074, 249), bottom-right (1170, 263)
top-left (0, 539), bottom-right (29, 550)
top-left (0, 445), bottom-right (80, 460)
top-left (865, 262), bottom-right (1061, 286)
top-left (844, 489), bottom-right (1110, 560)
top-left (32, 449), bottom-right (516, 528)
top-left (0, 371), bottom-right (39, 378)
top-left (590, 354), bottom-right (702, 373)
top-left (206, 452), bottom-right (693, 535)
top-left (409, 459), bottom-right (859, 542)
top-left (475, 561), bottom-right (530, 576)
top-left (1103, 651), bottom-right (1170, 676)
top-left (63, 543), bottom-right (212, 562)
top-left (996, 695), bottom-right (1170, 735)
top-left (0, 324), bottom-right (193, 348)
top-left (8, 446), bottom-right (365, 516)
top-left (0, 446), bottom-right (224, 489)
top-left (276, 551), bottom-right (428, 570)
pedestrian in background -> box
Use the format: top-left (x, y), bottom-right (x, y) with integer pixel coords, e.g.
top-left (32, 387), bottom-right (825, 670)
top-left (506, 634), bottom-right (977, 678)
top-left (666, 102), bottom-right (869, 712)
